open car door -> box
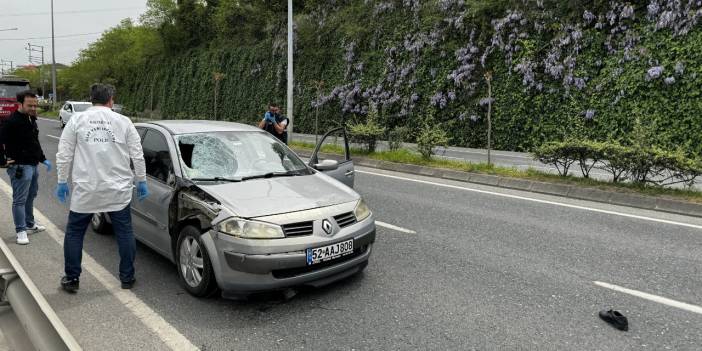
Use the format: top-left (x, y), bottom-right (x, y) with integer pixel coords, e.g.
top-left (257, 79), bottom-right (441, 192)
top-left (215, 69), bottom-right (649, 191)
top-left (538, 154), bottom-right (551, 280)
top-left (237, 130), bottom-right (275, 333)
top-left (308, 127), bottom-right (355, 188)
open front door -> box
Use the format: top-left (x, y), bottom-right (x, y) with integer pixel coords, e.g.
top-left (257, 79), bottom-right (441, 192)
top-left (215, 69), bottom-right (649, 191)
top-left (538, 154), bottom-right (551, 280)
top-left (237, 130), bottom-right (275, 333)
top-left (309, 127), bottom-right (355, 188)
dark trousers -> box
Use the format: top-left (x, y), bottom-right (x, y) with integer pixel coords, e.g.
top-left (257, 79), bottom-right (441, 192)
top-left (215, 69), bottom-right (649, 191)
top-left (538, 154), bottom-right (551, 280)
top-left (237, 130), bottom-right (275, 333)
top-left (64, 206), bottom-right (136, 282)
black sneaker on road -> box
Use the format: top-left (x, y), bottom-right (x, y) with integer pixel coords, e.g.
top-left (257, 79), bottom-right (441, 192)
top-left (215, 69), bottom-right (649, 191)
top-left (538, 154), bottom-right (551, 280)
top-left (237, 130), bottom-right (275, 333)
top-left (121, 278), bottom-right (136, 290)
top-left (61, 276), bottom-right (79, 293)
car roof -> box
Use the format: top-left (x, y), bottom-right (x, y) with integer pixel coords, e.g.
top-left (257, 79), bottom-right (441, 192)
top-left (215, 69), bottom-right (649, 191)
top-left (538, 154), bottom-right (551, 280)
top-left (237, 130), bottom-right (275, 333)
top-left (139, 120), bottom-right (262, 135)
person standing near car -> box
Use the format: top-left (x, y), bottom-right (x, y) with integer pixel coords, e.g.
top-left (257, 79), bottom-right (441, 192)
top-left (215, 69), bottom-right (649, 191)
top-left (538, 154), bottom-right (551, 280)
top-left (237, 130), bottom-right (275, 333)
top-left (0, 90), bottom-right (50, 245)
top-left (258, 103), bottom-right (289, 144)
top-left (55, 83), bottom-right (149, 292)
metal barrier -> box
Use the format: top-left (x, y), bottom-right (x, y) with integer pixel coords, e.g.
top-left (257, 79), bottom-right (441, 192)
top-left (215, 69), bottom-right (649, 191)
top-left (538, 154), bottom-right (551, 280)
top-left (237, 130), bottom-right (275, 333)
top-left (0, 238), bottom-right (81, 351)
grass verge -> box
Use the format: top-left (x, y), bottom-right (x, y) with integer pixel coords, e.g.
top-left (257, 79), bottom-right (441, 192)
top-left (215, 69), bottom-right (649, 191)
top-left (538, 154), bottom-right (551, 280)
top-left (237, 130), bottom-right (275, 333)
top-left (290, 141), bottom-right (702, 203)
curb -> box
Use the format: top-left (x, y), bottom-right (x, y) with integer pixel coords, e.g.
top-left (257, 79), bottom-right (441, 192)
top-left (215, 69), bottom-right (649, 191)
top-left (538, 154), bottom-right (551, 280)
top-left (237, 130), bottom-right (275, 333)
top-left (295, 149), bottom-right (702, 218)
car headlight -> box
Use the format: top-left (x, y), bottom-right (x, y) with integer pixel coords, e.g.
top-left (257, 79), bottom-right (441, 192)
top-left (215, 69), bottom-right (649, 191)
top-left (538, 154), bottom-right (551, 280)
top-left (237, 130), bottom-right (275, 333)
top-left (216, 218), bottom-right (285, 239)
top-left (354, 199), bottom-right (372, 222)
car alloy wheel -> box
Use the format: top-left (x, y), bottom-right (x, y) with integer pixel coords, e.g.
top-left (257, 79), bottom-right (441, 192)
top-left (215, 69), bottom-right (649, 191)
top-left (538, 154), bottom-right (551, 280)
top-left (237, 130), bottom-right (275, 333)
top-left (91, 213), bottom-right (111, 234)
top-left (176, 225), bottom-right (218, 297)
top-left (179, 236), bottom-right (204, 288)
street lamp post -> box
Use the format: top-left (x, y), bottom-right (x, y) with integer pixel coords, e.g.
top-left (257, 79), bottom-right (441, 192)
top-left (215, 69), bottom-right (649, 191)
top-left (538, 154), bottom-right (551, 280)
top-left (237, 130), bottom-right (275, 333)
top-left (287, 0), bottom-right (294, 143)
top-left (50, 0), bottom-right (58, 107)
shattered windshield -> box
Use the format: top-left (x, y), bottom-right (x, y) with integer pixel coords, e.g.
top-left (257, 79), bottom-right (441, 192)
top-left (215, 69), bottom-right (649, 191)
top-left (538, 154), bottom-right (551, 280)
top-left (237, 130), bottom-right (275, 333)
top-left (175, 131), bottom-right (311, 181)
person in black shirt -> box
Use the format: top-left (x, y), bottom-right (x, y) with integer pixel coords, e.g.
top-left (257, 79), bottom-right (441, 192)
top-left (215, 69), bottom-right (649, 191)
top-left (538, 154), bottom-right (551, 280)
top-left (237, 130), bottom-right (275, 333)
top-left (258, 103), bottom-right (289, 144)
top-left (0, 90), bottom-right (51, 245)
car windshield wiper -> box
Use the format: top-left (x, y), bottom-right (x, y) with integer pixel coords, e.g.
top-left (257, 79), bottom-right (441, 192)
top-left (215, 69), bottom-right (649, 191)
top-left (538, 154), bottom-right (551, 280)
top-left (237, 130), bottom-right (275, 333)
top-left (240, 170), bottom-right (306, 181)
top-left (189, 177), bottom-right (242, 183)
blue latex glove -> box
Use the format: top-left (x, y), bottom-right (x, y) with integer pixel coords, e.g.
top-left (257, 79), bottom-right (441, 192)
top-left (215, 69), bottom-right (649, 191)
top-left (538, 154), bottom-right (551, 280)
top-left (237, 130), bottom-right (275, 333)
top-left (264, 112), bottom-right (275, 123)
top-left (55, 183), bottom-right (69, 203)
top-left (42, 160), bottom-right (52, 172)
top-left (137, 181), bottom-right (149, 201)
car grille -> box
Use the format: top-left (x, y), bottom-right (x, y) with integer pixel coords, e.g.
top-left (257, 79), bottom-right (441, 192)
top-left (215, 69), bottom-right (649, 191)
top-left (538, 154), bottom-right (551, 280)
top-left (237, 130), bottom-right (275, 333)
top-left (334, 212), bottom-right (357, 228)
top-left (282, 221), bottom-right (314, 237)
top-left (272, 245), bottom-right (369, 279)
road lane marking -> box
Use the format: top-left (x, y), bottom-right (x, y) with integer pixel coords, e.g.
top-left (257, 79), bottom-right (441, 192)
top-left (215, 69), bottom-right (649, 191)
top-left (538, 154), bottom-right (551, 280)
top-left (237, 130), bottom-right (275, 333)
top-left (357, 170), bottom-right (702, 230)
top-left (594, 281), bottom-right (702, 315)
top-left (376, 221), bottom-right (416, 234)
top-left (0, 181), bottom-right (199, 351)
top-left (39, 117), bottom-right (59, 123)
top-left (47, 134), bottom-right (60, 140)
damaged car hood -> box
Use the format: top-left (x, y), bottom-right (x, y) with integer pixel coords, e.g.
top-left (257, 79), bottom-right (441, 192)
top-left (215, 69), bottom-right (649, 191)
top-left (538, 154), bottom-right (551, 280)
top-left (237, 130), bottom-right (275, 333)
top-left (196, 173), bottom-right (359, 218)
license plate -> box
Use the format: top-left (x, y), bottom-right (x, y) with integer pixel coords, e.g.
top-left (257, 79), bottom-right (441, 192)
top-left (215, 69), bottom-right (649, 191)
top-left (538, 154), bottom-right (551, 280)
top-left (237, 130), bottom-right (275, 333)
top-left (306, 239), bottom-right (354, 265)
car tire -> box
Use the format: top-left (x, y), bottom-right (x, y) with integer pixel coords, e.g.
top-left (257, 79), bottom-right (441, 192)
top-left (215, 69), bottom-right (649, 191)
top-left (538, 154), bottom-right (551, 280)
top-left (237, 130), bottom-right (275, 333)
top-left (176, 225), bottom-right (218, 297)
top-left (60, 117), bottom-right (65, 128)
top-left (91, 213), bottom-right (112, 234)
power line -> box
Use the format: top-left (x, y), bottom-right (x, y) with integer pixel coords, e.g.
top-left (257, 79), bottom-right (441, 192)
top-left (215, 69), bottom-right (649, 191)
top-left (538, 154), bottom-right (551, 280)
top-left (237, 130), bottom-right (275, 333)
top-left (0, 7), bottom-right (144, 17)
top-left (0, 32), bottom-right (102, 41)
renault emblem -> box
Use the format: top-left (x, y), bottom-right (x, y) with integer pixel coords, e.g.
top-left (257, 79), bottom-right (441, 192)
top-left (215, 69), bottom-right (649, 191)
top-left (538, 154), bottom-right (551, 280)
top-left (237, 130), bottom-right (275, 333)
top-left (322, 219), bottom-right (333, 235)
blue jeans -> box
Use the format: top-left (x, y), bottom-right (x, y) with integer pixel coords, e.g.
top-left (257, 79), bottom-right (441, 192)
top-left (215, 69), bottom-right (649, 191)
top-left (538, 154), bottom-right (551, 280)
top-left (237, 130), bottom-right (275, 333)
top-left (64, 206), bottom-right (136, 283)
top-left (6, 165), bottom-right (39, 233)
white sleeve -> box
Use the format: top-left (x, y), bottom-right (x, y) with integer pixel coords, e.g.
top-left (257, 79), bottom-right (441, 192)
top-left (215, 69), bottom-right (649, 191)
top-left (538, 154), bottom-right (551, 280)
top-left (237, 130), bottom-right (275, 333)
top-left (56, 118), bottom-right (77, 183)
top-left (280, 119), bottom-right (288, 127)
top-left (126, 123), bottom-right (146, 182)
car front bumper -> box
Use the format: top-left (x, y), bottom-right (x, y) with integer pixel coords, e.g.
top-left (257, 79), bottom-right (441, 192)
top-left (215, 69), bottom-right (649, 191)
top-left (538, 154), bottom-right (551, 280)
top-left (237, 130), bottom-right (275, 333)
top-left (201, 216), bottom-right (376, 297)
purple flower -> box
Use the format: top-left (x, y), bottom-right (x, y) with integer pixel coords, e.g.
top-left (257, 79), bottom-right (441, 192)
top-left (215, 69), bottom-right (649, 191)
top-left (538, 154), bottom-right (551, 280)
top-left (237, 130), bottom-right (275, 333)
top-left (584, 109), bottom-right (595, 120)
top-left (646, 66), bottom-right (664, 81)
top-left (664, 76), bottom-right (676, 85)
top-left (620, 5), bottom-right (634, 19)
top-left (447, 91), bottom-right (456, 101)
top-left (574, 78), bottom-right (587, 90)
top-left (470, 115), bottom-right (480, 122)
top-left (583, 11), bottom-right (596, 24)
top-left (675, 62), bottom-right (685, 75)
top-left (479, 97), bottom-right (494, 106)
top-left (411, 93), bottom-right (419, 102)
top-left (647, 1), bottom-right (660, 19)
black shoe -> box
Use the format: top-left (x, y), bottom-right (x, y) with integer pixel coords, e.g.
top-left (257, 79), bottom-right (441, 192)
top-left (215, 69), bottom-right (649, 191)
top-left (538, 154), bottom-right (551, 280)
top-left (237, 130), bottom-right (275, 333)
top-left (61, 276), bottom-right (79, 293)
top-left (599, 309), bottom-right (629, 331)
top-left (121, 278), bottom-right (136, 290)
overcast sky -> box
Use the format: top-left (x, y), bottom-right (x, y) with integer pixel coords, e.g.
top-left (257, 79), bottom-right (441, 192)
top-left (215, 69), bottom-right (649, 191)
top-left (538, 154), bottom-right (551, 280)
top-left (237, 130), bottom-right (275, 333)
top-left (1, 1), bottom-right (148, 70)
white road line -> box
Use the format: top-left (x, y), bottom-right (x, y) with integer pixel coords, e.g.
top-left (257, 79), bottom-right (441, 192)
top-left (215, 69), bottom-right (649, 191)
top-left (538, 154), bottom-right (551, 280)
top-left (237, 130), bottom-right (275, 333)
top-left (594, 281), bottom-right (702, 315)
top-left (0, 181), bottom-right (199, 351)
top-left (376, 221), bottom-right (416, 234)
top-left (47, 134), bottom-right (60, 140)
top-left (356, 170), bottom-right (702, 230)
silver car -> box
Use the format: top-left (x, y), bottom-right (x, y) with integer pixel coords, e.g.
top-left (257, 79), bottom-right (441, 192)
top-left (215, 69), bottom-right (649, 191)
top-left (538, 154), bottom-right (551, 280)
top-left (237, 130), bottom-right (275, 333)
top-left (91, 121), bottom-right (375, 299)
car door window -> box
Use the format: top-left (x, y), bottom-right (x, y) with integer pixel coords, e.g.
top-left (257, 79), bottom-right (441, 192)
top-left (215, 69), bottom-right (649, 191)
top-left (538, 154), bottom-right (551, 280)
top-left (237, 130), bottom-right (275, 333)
top-left (141, 129), bottom-right (173, 183)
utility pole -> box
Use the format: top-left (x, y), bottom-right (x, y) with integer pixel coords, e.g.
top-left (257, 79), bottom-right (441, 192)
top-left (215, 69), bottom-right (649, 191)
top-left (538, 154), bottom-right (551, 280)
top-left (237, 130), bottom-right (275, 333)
top-left (50, 0), bottom-right (58, 107)
top-left (27, 43), bottom-right (46, 98)
top-left (286, 0), bottom-right (294, 143)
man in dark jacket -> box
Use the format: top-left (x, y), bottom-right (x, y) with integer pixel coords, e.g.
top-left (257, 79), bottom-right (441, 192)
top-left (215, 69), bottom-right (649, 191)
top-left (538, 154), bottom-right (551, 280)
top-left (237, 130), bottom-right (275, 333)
top-left (0, 90), bottom-right (51, 245)
top-left (258, 103), bottom-right (289, 144)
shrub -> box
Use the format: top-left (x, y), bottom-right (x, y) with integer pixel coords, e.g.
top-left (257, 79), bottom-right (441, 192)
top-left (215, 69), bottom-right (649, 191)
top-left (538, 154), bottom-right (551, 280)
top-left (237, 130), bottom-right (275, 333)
top-left (348, 105), bottom-right (385, 153)
top-left (417, 124), bottom-right (449, 159)
top-left (388, 126), bottom-right (410, 151)
top-left (532, 141), bottom-right (578, 176)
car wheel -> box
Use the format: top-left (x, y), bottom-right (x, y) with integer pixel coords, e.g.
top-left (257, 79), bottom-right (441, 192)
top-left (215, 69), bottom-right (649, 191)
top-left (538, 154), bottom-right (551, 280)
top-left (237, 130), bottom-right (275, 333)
top-left (60, 117), bottom-right (65, 128)
top-left (91, 213), bottom-right (112, 234)
top-left (176, 225), bottom-right (218, 297)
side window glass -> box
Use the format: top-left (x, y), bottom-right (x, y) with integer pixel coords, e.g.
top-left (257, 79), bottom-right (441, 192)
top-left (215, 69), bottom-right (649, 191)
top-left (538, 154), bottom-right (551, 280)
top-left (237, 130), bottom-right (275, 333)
top-left (136, 127), bottom-right (147, 142)
top-left (141, 129), bottom-right (173, 183)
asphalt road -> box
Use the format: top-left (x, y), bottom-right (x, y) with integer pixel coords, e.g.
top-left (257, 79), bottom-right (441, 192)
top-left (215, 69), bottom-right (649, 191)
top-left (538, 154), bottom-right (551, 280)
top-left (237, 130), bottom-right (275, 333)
top-left (0, 118), bottom-right (701, 350)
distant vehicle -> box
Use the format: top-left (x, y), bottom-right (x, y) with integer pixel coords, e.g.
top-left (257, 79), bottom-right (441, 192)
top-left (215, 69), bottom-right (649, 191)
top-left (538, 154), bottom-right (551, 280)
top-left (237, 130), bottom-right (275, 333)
top-left (0, 76), bottom-right (30, 122)
top-left (59, 101), bottom-right (92, 128)
top-left (111, 104), bottom-right (123, 113)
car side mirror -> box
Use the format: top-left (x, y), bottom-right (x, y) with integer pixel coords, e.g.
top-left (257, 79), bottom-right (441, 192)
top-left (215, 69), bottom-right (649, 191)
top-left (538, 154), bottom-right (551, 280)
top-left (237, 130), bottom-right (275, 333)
top-left (314, 159), bottom-right (339, 171)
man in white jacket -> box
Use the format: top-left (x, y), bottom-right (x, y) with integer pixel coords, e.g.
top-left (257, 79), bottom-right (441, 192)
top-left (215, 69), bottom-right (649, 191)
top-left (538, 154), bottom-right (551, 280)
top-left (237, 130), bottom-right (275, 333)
top-left (55, 83), bottom-right (149, 292)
